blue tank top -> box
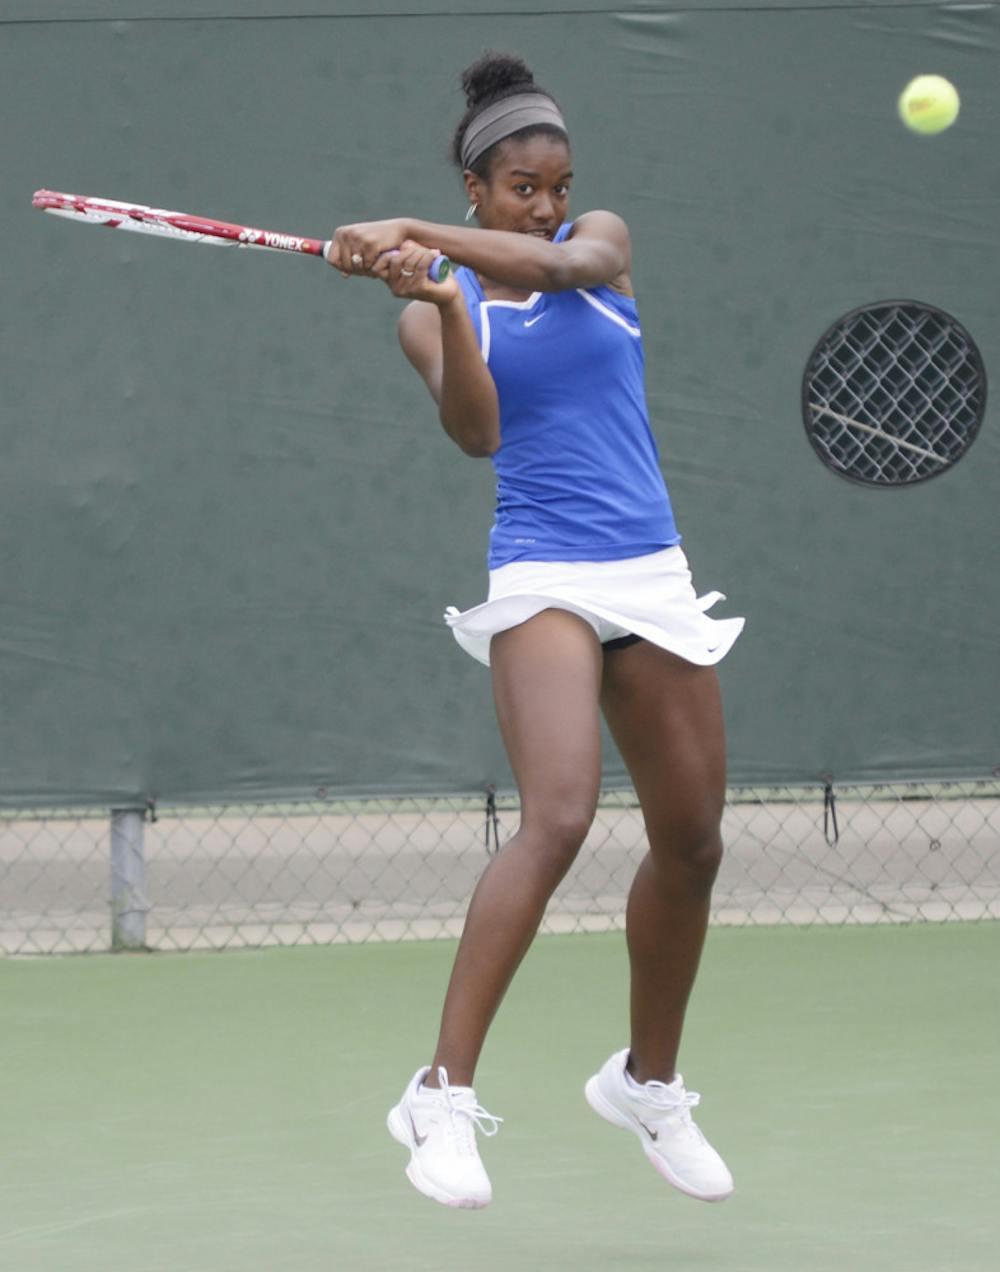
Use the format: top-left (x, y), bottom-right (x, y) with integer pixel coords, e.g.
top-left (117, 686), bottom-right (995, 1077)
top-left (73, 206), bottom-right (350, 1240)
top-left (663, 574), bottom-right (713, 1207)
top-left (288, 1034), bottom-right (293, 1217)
top-left (455, 221), bottom-right (681, 569)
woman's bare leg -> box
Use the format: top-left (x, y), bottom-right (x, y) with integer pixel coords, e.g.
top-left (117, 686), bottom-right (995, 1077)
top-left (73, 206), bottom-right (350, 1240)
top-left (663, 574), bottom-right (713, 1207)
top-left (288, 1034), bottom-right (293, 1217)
top-left (426, 608), bottom-right (604, 1087)
top-left (600, 641), bottom-right (727, 1084)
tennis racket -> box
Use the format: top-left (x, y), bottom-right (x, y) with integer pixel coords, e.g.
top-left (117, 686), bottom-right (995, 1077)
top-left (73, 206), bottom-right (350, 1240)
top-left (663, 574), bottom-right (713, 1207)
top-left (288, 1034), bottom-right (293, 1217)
top-left (32, 189), bottom-right (450, 281)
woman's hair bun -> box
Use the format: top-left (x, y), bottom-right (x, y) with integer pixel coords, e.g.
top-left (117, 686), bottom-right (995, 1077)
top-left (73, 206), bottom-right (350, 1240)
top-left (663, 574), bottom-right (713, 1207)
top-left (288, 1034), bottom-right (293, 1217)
top-left (451, 50), bottom-right (561, 173)
top-left (460, 51), bottom-right (535, 110)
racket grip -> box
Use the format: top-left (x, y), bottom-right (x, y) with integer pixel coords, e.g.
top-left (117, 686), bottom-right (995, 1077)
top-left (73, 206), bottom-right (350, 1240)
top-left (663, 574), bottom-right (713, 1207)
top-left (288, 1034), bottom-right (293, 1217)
top-left (428, 255), bottom-right (450, 283)
top-left (388, 249), bottom-right (451, 283)
top-left (323, 242), bottom-right (450, 283)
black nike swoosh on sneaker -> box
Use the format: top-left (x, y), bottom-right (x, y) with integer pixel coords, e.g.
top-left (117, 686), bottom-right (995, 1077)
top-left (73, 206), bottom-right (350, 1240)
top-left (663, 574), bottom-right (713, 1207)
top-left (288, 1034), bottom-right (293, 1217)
top-left (636, 1118), bottom-right (659, 1141)
top-left (409, 1113), bottom-right (428, 1147)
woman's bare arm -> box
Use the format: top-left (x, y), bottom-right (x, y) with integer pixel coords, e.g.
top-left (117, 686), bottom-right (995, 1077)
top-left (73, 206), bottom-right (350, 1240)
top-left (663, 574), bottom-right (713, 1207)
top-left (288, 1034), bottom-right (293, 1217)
top-left (332, 211), bottom-right (631, 294)
top-left (398, 294), bottom-right (500, 459)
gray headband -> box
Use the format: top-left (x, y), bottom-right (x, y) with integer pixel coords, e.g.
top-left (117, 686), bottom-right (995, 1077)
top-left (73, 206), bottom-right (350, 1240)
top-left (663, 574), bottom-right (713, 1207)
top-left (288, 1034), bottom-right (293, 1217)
top-left (461, 92), bottom-right (568, 171)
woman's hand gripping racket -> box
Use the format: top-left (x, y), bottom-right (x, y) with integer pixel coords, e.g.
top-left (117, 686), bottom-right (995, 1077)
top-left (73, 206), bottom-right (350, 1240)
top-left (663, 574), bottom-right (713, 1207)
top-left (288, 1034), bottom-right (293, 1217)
top-left (32, 190), bottom-right (450, 282)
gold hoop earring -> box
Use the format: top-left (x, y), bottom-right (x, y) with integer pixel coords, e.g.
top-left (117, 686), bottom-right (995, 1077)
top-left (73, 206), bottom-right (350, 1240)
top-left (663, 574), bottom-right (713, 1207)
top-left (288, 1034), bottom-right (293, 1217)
top-left (465, 202), bottom-right (478, 223)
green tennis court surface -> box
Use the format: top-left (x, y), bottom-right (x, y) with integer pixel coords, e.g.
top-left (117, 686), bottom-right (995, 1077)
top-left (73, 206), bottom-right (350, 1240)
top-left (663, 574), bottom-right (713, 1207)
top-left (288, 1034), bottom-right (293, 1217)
top-left (3, 923), bottom-right (997, 1271)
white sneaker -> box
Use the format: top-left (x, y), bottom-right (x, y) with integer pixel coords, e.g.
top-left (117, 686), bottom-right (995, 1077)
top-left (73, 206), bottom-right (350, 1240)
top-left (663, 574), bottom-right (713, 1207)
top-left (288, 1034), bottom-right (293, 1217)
top-left (585, 1049), bottom-right (734, 1201)
top-left (387, 1065), bottom-right (502, 1209)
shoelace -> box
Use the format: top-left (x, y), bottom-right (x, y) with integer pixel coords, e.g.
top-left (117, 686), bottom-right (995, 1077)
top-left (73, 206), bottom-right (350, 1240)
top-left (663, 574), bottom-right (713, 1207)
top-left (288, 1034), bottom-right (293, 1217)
top-left (634, 1078), bottom-right (707, 1144)
top-left (642, 1080), bottom-right (701, 1113)
top-left (437, 1066), bottom-right (504, 1139)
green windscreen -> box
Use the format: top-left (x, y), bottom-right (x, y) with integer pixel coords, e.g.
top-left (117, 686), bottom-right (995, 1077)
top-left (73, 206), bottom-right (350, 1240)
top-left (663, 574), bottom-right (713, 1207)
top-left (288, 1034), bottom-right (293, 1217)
top-left (1, 2), bottom-right (997, 807)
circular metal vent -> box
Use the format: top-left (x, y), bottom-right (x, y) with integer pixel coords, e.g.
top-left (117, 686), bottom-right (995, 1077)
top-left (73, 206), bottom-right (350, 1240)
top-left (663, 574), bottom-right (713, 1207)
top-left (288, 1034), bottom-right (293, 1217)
top-left (802, 301), bottom-right (987, 486)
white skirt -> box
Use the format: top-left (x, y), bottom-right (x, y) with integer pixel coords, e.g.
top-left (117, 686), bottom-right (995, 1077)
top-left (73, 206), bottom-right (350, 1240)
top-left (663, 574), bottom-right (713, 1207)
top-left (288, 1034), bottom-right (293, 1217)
top-left (444, 546), bottom-right (745, 668)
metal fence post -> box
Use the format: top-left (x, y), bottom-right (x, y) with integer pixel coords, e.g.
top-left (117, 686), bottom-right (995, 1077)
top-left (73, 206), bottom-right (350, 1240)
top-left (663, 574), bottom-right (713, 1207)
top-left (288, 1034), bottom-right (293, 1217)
top-left (110, 808), bottom-right (148, 950)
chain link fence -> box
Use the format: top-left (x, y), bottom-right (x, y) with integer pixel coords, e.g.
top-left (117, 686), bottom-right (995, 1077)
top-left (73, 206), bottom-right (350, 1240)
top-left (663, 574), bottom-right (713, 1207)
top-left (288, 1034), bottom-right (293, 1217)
top-left (2, 780), bottom-right (998, 956)
top-left (802, 301), bottom-right (987, 486)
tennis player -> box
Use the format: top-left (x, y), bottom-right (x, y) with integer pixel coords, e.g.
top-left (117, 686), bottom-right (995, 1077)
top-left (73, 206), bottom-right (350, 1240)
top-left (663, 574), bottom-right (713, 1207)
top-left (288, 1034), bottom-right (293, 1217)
top-left (328, 51), bottom-right (744, 1210)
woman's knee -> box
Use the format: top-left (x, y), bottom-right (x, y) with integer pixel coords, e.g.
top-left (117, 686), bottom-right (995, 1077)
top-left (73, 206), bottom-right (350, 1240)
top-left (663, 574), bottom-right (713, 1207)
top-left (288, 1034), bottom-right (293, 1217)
top-left (520, 799), bottom-right (597, 877)
top-left (649, 816), bottom-right (724, 885)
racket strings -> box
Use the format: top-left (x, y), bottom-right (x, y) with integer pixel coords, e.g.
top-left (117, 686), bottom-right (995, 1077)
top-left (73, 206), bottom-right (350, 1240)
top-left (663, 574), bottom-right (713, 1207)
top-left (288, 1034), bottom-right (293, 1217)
top-left (46, 205), bottom-right (227, 246)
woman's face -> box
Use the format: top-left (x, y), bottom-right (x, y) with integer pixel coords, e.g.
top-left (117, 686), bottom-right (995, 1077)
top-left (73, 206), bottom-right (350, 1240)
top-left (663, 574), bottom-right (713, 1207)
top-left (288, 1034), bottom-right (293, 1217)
top-left (467, 134), bottom-right (572, 241)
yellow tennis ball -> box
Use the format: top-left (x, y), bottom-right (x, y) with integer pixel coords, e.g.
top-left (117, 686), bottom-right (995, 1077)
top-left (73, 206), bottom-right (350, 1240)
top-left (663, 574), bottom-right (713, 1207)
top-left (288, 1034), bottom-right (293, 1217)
top-left (898, 74), bottom-right (960, 134)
